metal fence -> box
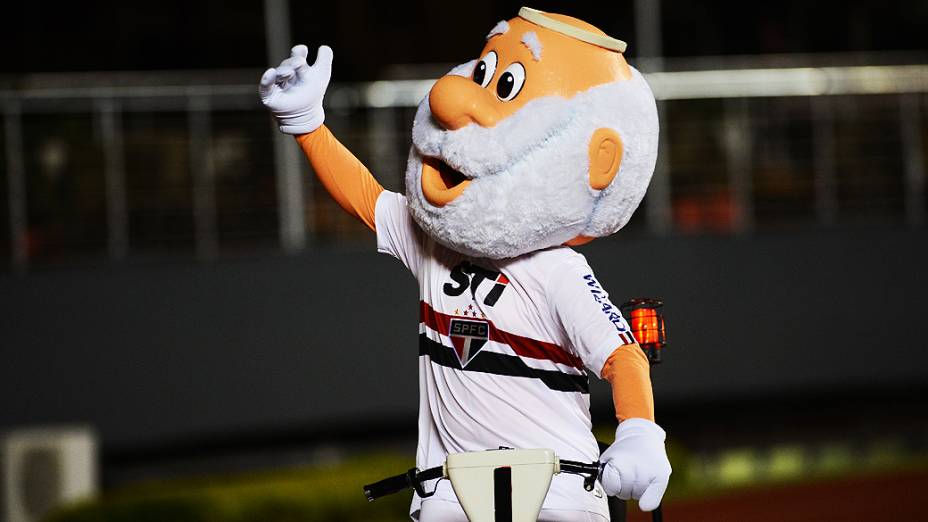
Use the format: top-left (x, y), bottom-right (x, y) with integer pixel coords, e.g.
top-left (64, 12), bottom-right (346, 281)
top-left (2, 60), bottom-right (926, 273)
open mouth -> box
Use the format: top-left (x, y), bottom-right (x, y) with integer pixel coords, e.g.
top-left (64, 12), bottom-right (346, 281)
top-left (421, 156), bottom-right (472, 207)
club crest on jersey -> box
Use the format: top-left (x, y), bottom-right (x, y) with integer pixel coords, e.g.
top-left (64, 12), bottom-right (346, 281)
top-left (443, 261), bottom-right (509, 306)
top-left (449, 318), bottom-right (490, 367)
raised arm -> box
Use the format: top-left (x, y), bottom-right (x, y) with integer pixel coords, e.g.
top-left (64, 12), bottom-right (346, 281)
top-left (295, 126), bottom-right (383, 231)
top-left (260, 44), bottom-right (383, 231)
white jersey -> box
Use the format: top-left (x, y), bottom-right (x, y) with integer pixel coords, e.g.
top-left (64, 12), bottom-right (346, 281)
top-left (375, 191), bottom-right (636, 517)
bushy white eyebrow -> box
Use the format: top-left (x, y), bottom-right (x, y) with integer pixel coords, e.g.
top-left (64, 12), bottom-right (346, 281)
top-left (486, 20), bottom-right (509, 40)
top-left (521, 31), bottom-right (542, 61)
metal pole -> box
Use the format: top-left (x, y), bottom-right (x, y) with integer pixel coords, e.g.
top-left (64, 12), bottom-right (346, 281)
top-left (812, 97), bottom-right (838, 226)
top-left (724, 98), bottom-right (754, 235)
top-left (648, 104), bottom-right (673, 236)
top-left (368, 108), bottom-right (399, 189)
top-left (4, 101), bottom-right (28, 273)
top-left (265, 0), bottom-right (307, 253)
top-left (634, 0), bottom-right (665, 73)
top-left (97, 98), bottom-right (129, 261)
top-left (188, 95), bottom-right (219, 260)
top-left (635, 0), bottom-right (672, 235)
top-left (900, 94), bottom-right (925, 227)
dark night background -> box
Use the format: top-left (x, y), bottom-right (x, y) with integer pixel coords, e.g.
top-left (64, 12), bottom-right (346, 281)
top-left (1, 1), bottom-right (927, 521)
top-left (3, 1), bottom-right (927, 75)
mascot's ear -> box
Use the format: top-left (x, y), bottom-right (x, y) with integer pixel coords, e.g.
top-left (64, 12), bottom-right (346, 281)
top-left (588, 128), bottom-right (623, 190)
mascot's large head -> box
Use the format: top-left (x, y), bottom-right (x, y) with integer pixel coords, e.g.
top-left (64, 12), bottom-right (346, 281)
top-left (405, 7), bottom-right (659, 259)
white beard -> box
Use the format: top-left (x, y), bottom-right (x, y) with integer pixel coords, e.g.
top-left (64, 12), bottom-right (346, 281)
top-left (405, 62), bottom-right (659, 259)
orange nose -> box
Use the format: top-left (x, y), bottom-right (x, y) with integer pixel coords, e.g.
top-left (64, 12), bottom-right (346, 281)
top-left (428, 75), bottom-right (502, 130)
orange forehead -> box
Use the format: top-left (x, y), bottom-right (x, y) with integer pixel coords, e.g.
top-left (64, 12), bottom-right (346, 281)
top-left (477, 15), bottom-right (631, 115)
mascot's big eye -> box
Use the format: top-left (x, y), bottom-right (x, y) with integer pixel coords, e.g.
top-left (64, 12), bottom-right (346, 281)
top-left (473, 51), bottom-right (498, 88)
top-left (496, 63), bottom-right (526, 102)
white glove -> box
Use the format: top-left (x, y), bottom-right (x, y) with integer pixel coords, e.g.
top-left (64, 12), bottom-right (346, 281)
top-left (259, 44), bottom-right (333, 135)
top-left (599, 418), bottom-right (672, 511)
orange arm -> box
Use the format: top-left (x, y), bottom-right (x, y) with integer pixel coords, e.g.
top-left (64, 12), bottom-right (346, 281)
top-left (600, 343), bottom-right (655, 422)
top-left (295, 125), bottom-right (384, 231)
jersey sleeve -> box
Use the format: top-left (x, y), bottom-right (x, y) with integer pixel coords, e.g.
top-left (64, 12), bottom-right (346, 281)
top-left (547, 256), bottom-right (637, 376)
top-left (375, 190), bottom-right (425, 274)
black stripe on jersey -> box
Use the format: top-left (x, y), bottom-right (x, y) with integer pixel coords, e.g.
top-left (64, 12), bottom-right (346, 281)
top-left (418, 334), bottom-right (590, 394)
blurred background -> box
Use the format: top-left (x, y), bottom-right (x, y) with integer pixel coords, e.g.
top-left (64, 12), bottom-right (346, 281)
top-left (1, 0), bottom-right (926, 520)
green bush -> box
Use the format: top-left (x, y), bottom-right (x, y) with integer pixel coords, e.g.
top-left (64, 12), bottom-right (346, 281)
top-left (46, 453), bottom-right (416, 522)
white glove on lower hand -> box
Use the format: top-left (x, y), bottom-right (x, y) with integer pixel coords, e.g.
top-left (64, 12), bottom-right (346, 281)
top-left (599, 418), bottom-right (672, 511)
top-left (259, 44), bottom-right (333, 135)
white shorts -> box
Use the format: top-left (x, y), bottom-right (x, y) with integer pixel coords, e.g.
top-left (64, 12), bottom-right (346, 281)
top-left (416, 497), bottom-right (610, 522)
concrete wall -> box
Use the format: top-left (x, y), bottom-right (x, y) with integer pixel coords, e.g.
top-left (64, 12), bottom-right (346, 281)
top-left (2, 228), bottom-right (925, 449)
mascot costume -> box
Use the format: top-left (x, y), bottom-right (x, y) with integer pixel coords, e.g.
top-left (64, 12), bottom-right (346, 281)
top-left (260, 7), bottom-right (671, 521)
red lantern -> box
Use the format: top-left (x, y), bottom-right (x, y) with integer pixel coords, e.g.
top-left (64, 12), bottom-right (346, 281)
top-left (620, 298), bottom-right (666, 365)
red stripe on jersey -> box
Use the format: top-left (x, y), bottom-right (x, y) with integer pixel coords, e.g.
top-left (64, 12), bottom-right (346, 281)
top-left (419, 301), bottom-right (585, 370)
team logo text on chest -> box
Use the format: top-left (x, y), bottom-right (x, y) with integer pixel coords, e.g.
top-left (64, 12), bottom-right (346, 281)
top-left (442, 261), bottom-right (510, 306)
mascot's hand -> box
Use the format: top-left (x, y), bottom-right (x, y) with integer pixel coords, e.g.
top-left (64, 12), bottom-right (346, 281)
top-left (599, 418), bottom-right (672, 511)
top-left (259, 44), bottom-right (333, 135)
